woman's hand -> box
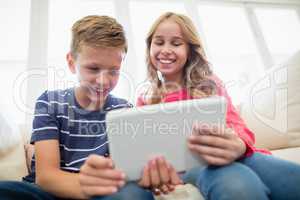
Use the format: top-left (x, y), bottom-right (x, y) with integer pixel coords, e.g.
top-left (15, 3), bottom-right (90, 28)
top-left (79, 154), bottom-right (126, 198)
top-left (188, 124), bottom-right (246, 166)
top-left (138, 156), bottom-right (183, 195)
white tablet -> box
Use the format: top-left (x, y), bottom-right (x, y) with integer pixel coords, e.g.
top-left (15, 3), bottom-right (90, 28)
top-left (106, 96), bottom-right (227, 180)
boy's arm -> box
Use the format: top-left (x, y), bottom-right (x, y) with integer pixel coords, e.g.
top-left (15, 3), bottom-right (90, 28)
top-left (35, 139), bottom-right (126, 199)
top-left (35, 139), bottom-right (86, 199)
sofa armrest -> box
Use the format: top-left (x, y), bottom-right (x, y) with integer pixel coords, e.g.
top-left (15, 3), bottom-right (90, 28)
top-left (0, 141), bottom-right (28, 181)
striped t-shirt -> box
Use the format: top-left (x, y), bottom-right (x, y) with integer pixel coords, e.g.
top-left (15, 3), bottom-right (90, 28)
top-left (24, 88), bottom-right (132, 182)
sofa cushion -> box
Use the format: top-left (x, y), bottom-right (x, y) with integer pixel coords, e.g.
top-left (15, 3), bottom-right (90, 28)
top-left (0, 141), bottom-right (28, 181)
top-left (240, 51), bottom-right (300, 150)
top-left (271, 147), bottom-right (300, 165)
top-left (0, 108), bottom-right (28, 180)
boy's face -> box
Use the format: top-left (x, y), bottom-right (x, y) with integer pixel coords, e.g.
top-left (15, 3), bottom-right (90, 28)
top-left (68, 45), bottom-right (124, 107)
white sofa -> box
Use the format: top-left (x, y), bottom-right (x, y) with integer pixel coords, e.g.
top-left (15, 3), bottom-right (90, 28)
top-left (0, 51), bottom-right (299, 199)
top-left (0, 114), bottom-right (29, 181)
top-left (240, 50), bottom-right (300, 164)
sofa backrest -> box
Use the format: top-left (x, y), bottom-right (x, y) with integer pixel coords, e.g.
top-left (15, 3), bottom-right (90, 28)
top-left (240, 51), bottom-right (300, 150)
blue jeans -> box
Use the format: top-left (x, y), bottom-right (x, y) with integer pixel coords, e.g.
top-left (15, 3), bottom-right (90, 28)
top-left (1, 153), bottom-right (299, 200)
top-left (0, 181), bottom-right (154, 200)
top-left (182, 152), bottom-right (300, 200)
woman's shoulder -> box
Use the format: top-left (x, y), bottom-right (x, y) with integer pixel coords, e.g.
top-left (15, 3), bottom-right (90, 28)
top-left (207, 74), bottom-right (226, 96)
top-left (208, 74), bottom-right (224, 87)
top-left (136, 94), bottom-right (146, 106)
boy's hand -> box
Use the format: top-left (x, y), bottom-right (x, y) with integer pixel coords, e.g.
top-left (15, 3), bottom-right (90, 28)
top-left (79, 154), bottom-right (126, 198)
top-left (188, 124), bottom-right (246, 166)
top-left (138, 156), bottom-right (183, 196)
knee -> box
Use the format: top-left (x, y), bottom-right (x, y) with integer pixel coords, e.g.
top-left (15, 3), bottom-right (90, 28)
top-left (212, 177), bottom-right (265, 199)
top-left (181, 167), bottom-right (204, 185)
top-left (197, 163), bottom-right (269, 200)
top-left (0, 181), bottom-right (16, 188)
top-left (0, 181), bottom-right (24, 192)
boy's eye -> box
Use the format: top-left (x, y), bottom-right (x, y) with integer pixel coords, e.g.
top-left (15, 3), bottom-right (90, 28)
top-left (108, 69), bottom-right (120, 76)
top-left (88, 67), bottom-right (99, 71)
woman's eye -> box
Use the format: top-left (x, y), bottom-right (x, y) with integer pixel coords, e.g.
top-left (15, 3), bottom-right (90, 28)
top-left (154, 40), bottom-right (163, 45)
top-left (173, 42), bottom-right (182, 46)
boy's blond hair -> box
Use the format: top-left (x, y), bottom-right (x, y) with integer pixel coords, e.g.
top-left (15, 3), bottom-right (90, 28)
top-left (71, 15), bottom-right (127, 57)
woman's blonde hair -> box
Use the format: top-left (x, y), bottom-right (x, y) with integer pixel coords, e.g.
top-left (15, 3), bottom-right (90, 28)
top-left (145, 12), bottom-right (216, 104)
top-left (71, 15), bottom-right (127, 58)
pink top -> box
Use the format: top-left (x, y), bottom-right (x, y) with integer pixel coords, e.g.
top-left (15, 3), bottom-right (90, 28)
top-left (136, 75), bottom-right (270, 157)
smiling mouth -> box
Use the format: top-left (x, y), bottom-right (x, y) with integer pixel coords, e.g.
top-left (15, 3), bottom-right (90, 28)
top-left (92, 88), bottom-right (109, 96)
top-left (158, 59), bottom-right (175, 64)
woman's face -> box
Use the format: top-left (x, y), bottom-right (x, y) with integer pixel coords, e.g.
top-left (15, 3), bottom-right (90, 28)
top-left (150, 19), bottom-right (189, 84)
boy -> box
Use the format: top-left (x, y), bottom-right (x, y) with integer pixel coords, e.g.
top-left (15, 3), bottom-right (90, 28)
top-left (0, 15), bottom-right (154, 200)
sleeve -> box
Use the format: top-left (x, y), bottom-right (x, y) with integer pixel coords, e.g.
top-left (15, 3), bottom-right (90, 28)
top-left (109, 96), bottom-right (133, 109)
top-left (30, 91), bottom-right (59, 144)
top-left (136, 94), bottom-right (146, 106)
top-left (126, 102), bottom-right (134, 108)
top-left (121, 101), bottom-right (133, 108)
top-left (212, 75), bottom-right (256, 157)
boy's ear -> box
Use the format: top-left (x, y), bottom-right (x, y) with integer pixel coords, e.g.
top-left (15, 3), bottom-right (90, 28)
top-left (66, 52), bottom-right (76, 74)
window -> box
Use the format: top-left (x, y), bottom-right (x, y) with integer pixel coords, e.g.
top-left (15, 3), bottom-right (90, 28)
top-left (0, 0), bottom-right (31, 124)
top-left (129, 1), bottom-right (186, 85)
top-left (254, 7), bottom-right (300, 65)
top-left (48, 0), bottom-right (115, 90)
top-left (197, 4), bottom-right (265, 104)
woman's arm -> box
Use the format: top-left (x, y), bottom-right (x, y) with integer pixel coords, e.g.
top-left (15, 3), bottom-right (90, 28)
top-left (188, 125), bottom-right (246, 166)
top-left (211, 75), bottom-right (256, 156)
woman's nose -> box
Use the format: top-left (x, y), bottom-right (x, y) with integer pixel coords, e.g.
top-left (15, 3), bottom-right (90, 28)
top-left (161, 45), bottom-right (172, 54)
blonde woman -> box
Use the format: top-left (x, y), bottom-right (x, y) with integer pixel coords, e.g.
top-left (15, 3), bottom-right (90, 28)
top-left (137, 12), bottom-right (300, 200)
